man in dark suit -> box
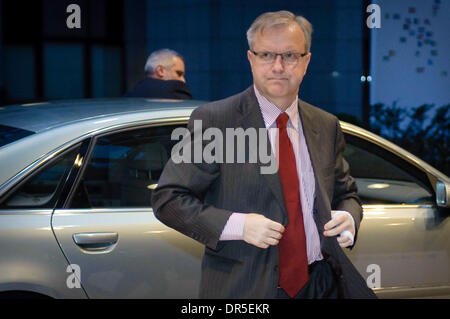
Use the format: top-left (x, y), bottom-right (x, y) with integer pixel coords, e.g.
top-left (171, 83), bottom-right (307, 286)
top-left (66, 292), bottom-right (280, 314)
top-left (152, 11), bottom-right (376, 299)
top-left (125, 49), bottom-right (192, 99)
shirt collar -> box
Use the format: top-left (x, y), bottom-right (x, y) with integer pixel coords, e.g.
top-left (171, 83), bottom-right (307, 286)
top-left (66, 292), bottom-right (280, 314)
top-left (254, 85), bottom-right (299, 130)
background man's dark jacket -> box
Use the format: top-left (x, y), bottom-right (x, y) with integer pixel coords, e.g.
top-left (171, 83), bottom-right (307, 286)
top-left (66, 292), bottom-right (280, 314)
top-left (125, 77), bottom-right (192, 99)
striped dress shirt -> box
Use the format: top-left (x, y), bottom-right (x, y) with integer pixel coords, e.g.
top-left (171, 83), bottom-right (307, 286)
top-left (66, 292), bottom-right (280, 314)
top-left (219, 86), bottom-right (323, 264)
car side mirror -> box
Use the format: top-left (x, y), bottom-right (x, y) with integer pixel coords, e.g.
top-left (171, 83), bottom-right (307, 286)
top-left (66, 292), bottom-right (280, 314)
top-left (436, 181), bottom-right (450, 208)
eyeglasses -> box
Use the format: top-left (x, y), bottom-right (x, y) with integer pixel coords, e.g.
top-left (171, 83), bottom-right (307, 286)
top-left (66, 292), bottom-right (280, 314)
top-left (251, 50), bottom-right (307, 65)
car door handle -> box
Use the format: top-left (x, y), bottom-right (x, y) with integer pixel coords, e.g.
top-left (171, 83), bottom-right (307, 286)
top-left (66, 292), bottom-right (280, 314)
top-left (73, 232), bottom-right (119, 251)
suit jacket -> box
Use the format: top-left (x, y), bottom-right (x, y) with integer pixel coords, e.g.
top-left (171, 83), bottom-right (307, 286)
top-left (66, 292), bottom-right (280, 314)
top-left (125, 77), bottom-right (192, 100)
top-left (152, 86), bottom-right (376, 299)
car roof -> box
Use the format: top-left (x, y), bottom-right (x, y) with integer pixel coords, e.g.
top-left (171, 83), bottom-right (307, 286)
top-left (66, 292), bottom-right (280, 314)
top-left (0, 98), bottom-right (204, 133)
top-left (0, 99), bottom-right (204, 187)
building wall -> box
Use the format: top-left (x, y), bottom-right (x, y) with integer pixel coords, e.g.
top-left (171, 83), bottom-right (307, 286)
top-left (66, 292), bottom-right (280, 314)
top-left (142, 0), bottom-right (365, 119)
top-left (0, 0), bottom-right (3, 89)
top-left (0, 0), bottom-right (366, 120)
top-left (0, 0), bottom-right (125, 105)
top-left (0, 0), bottom-right (7, 105)
top-left (124, 0), bottom-right (147, 91)
top-left (370, 0), bottom-right (450, 108)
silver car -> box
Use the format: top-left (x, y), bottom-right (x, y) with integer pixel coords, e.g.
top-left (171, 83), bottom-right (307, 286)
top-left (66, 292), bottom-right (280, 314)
top-left (0, 99), bottom-right (449, 299)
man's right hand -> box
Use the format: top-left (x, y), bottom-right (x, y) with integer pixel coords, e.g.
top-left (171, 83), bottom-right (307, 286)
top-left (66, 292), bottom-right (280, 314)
top-left (243, 213), bottom-right (285, 249)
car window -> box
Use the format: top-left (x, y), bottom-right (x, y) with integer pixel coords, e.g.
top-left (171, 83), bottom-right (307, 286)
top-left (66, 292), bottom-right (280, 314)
top-left (344, 134), bottom-right (434, 205)
top-left (0, 124), bottom-right (35, 148)
top-left (0, 146), bottom-right (80, 208)
top-left (69, 125), bottom-right (182, 208)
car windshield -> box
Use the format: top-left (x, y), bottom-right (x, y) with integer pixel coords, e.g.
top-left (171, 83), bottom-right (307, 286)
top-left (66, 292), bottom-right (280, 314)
top-left (0, 124), bottom-right (35, 148)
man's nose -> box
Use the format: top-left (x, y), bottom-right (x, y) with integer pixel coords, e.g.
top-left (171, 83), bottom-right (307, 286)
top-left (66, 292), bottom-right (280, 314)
top-left (272, 55), bottom-right (285, 73)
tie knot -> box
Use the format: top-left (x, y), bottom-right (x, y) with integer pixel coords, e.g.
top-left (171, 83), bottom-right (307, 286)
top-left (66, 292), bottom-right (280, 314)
top-left (276, 112), bottom-right (289, 129)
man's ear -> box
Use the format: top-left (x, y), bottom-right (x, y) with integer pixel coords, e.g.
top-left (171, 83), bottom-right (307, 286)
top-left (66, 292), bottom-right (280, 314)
top-left (303, 52), bottom-right (311, 77)
top-left (154, 65), bottom-right (165, 79)
top-left (247, 50), bottom-right (253, 67)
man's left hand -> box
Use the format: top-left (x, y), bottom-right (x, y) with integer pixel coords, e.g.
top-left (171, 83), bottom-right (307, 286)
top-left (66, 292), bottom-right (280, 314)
top-left (323, 210), bottom-right (355, 248)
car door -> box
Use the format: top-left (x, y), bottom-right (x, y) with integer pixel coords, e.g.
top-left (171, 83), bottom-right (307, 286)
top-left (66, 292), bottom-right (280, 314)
top-left (52, 123), bottom-right (203, 298)
top-left (342, 132), bottom-right (450, 298)
top-left (0, 144), bottom-right (88, 298)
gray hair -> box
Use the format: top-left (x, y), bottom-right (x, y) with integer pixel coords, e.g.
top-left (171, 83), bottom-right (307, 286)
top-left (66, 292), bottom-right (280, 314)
top-left (246, 10), bottom-right (313, 53)
top-left (144, 49), bottom-right (184, 76)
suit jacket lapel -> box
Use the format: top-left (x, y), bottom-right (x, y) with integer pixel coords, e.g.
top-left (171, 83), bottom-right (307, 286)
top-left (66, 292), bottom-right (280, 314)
top-left (237, 87), bottom-right (288, 221)
top-left (298, 100), bottom-right (329, 229)
top-left (298, 100), bottom-right (320, 178)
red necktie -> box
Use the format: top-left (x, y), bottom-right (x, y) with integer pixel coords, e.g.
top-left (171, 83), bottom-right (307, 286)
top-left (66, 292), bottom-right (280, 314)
top-left (276, 112), bottom-right (309, 298)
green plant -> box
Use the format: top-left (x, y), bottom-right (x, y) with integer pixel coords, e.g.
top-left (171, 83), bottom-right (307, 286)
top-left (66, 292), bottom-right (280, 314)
top-left (369, 103), bottom-right (449, 176)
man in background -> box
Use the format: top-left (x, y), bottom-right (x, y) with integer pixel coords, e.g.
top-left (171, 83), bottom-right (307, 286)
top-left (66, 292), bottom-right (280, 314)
top-left (125, 49), bottom-right (192, 99)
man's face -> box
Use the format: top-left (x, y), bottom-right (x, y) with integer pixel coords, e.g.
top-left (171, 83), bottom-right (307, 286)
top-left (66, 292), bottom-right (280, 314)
top-left (247, 23), bottom-right (311, 109)
top-left (162, 56), bottom-right (186, 83)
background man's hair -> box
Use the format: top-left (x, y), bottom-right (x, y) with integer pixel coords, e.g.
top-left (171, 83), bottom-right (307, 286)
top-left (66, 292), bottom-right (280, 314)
top-left (144, 49), bottom-right (184, 76)
top-left (246, 10), bottom-right (313, 53)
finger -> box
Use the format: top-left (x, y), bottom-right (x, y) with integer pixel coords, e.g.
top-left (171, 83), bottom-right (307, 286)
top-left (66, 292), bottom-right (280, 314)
top-left (258, 242), bottom-right (269, 249)
top-left (324, 219), bottom-right (336, 231)
top-left (263, 237), bottom-right (279, 246)
top-left (331, 210), bottom-right (347, 220)
top-left (331, 212), bottom-right (347, 225)
top-left (250, 238), bottom-right (265, 249)
top-left (340, 230), bottom-right (354, 243)
top-left (267, 230), bottom-right (283, 240)
top-left (339, 237), bottom-right (353, 248)
top-left (325, 217), bottom-right (352, 235)
top-left (337, 231), bottom-right (354, 247)
top-left (324, 224), bottom-right (345, 237)
top-left (332, 211), bottom-right (355, 233)
top-left (268, 221), bottom-right (285, 233)
top-left (324, 215), bottom-right (344, 230)
top-left (339, 239), bottom-right (352, 248)
top-left (339, 235), bottom-right (353, 247)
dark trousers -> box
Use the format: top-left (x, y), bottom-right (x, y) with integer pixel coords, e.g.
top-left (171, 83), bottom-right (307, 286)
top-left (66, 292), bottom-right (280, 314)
top-left (276, 259), bottom-right (339, 299)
